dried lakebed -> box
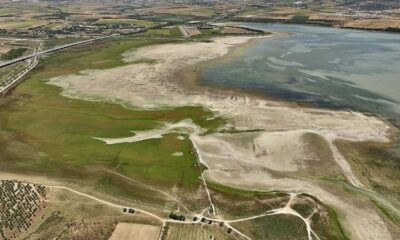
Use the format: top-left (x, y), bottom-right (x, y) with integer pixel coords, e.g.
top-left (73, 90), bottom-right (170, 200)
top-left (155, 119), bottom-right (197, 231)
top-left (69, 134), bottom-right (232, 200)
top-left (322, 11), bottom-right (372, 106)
top-left (49, 36), bottom-right (396, 239)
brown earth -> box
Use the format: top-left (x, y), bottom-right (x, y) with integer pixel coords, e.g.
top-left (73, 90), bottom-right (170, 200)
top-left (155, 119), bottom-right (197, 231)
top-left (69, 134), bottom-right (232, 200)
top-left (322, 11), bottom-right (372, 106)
top-left (109, 223), bottom-right (161, 240)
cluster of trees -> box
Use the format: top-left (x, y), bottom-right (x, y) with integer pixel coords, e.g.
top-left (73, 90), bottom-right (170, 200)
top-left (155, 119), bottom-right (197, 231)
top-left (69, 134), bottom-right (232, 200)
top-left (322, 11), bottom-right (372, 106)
top-left (169, 212), bottom-right (185, 221)
top-left (0, 180), bottom-right (46, 240)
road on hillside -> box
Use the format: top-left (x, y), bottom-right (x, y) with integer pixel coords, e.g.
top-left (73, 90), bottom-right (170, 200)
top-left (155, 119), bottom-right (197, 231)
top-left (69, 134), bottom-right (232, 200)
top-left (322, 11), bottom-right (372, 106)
top-left (0, 35), bottom-right (117, 69)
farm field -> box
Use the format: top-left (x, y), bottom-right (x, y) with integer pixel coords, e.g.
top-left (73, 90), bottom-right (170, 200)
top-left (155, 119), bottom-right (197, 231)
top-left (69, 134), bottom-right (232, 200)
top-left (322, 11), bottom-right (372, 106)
top-left (139, 6), bottom-right (215, 18)
top-left (109, 223), bottom-right (161, 240)
top-left (0, 19), bottom-right (48, 29)
top-left (13, 183), bottom-right (160, 240)
top-left (0, 7), bottom-right (20, 17)
top-left (96, 18), bottom-right (156, 27)
top-left (165, 223), bottom-right (235, 240)
top-left (179, 25), bottom-right (202, 38)
top-left (145, 27), bottom-right (182, 37)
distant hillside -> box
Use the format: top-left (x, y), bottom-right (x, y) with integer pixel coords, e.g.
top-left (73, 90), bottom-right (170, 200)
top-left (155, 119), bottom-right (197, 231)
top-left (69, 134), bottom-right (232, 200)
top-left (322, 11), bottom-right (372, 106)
top-left (1, 0), bottom-right (399, 11)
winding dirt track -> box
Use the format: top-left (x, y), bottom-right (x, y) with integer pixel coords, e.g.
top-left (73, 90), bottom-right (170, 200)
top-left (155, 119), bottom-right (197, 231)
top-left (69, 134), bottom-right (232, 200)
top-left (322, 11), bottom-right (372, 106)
top-left (10, 34), bottom-right (396, 239)
top-left (0, 173), bottom-right (322, 240)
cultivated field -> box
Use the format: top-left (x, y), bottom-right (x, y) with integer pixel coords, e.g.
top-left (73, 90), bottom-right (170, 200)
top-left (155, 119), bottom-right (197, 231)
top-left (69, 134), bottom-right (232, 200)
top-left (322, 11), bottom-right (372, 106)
top-left (139, 6), bottom-right (215, 18)
top-left (179, 25), bottom-right (201, 38)
top-left (109, 223), bottom-right (161, 240)
top-left (145, 27), bottom-right (182, 37)
top-left (165, 223), bottom-right (235, 240)
top-left (95, 18), bottom-right (156, 28)
top-left (344, 19), bottom-right (400, 30)
top-left (221, 27), bottom-right (260, 34)
top-left (0, 19), bottom-right (48, 29)
top-left (0, 180), bottom-right (47, 240)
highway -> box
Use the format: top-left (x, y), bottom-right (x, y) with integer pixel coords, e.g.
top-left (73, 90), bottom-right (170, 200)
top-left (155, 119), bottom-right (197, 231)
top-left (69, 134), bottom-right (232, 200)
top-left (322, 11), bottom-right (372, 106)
top-left (0, 24), bottom-right (167, 95)
top-left (0, 23), bottom-right (168, 70)
top-left (0, 43), bottom-right (43, 95)
top-left (0, 34), bottom-right (122, 95)
top-left (0, 34), bottom-right (118, 69)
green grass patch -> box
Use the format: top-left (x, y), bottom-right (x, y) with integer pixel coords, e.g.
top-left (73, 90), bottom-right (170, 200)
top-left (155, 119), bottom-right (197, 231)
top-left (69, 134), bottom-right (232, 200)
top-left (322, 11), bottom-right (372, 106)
top-left (232, 214), bottom-right (308, 240)
top-left (370, 199), bottom-right (400, 227)
top-left (301, 132), bottom-right (342, 178)
top-left (207, 181), bottom-right (287, 199)
top-left (0, 36), bottom-right (225, 201)
top-left (334, 140), bottom-right (400, 200)
top-left (166, 223), bottom-right (235, 240)
top-left (0, 8), bottom-right (20, 16)
top-left (310, 204), bottom-right (349, 240)
top-left (207, 182), bottom-right (290, 218)
top-left (0, 19), bottom-right (47, 29)
top-left (145, 27), bottom-right (182, 37)
top-left (290, 15), bottom-right (310, 23)
top-left (1, 47), bottom-right (27, 60)
top-left (199, 28), bottom-right (222, 36)
top-left (292, 202), bottom-right (314, 218)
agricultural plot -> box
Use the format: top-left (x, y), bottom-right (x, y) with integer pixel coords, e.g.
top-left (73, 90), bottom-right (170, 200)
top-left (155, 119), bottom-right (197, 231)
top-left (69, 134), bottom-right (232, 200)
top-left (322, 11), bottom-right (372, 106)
top-left (96, 18), bottom-right (156, 28)
top-left (0, 19), bottom-right (48, 29)
top-left (139, 6), bottom-right (215, 18)
top-left (21, 185), bottom-right (157, 240)
top-left (199, 28), bottom-right (222, 36)
top-left (0, 8), bottom-right (20, 17)
top-left (165, 223), bottom-right (236, 240)
top-left (0, 180), bottom-right (47, 240)
top-left (179, 26), bottom-right (201, 38)
top-left (145, 27), bottom-right (182, 37)
top-left (109, 223), bottom-right (161, 240)
top-left (221, 27), bottom-right (259, 35)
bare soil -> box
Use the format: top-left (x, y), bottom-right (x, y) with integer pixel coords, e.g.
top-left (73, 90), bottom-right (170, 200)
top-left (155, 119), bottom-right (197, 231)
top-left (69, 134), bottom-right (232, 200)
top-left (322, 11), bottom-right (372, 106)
top-left (109, 223), bottom-right (161, 240)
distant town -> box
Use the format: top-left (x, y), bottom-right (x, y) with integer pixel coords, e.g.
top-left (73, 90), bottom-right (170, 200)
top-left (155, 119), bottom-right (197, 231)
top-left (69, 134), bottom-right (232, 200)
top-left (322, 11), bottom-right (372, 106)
top-left (0, 0), bottom-right (399, 40)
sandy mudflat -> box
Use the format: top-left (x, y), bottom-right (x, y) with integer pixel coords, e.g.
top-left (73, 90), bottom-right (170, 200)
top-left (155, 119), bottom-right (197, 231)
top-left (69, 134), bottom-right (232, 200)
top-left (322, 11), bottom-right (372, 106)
top-left (49, 36), bottom-right (396, 240)
top-left (109, 223), bottom-right (160, 240)
top-left (50, 36), bottom-right (389, 143)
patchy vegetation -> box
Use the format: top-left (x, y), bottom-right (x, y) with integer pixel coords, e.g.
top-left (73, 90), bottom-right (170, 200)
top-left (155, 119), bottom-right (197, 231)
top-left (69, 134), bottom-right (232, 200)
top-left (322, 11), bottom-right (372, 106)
top-left (0, 180), bottom-right (47, 240)
top-left (0, 37), bottom-right (224, 210)
top-left (1, 48), bottom-right (27, 60)
top-left (96, 18), bottom-right (156, 28)
top-left (164, 223), bottom-right (235, 240)
top-left (334, 140), bottom-right (400, 201)
top-left (144, 27), bottom-right (182, 37)
top-left (232, 214), bottom-right (308, 240)
top-left (208, 182), bottom-right (290, 218)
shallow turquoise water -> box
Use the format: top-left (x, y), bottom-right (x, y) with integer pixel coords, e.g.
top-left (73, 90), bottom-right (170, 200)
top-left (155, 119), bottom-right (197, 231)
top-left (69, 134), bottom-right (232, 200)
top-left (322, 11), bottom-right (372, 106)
top-left (202, 23), bottom-right (400, 125)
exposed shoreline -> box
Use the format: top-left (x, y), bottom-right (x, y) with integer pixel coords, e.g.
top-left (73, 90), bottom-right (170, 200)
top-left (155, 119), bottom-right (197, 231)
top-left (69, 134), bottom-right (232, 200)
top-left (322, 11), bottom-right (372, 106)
top-left (230, 18), bottom-right (400, 34)
top-left (47, 35), bottom-right (397, 240)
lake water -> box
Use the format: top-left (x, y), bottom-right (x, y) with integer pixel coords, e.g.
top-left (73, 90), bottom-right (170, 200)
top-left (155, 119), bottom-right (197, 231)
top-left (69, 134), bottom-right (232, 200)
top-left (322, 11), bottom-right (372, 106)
top-left (202, 23), bottom-right (400, 126)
